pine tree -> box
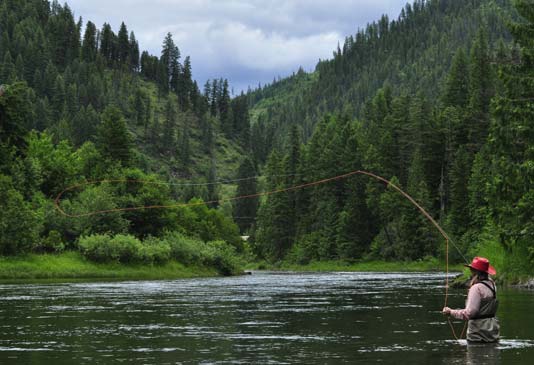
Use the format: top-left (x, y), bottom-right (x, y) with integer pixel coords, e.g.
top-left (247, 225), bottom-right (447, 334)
top-left (99, 23), bottom-right (115, 66)
top-left (117, 22), bottom-right (129, 66)
top-left (129, 31), bottom-right (140, 72)
top-left (161, 96), bottom-right (177, 154)
top-left (206, 160), bottom-right (219, 208)
top-left (179, 114), bottom-right (191, 170)
top-left (160, 32), bottom-right (180, 92)
top-left (177, 55), bottom-right (192, 109)
top-left (255, 149), bottom-right (292, 260)
top-left (447, 146), bottom-right (472, 238)
top-left (96, 106), bottom-right (132, 165)
top-left (443, 48), bottom-right (470, 108)
top-left (233, 157), bottom-right (258, 233)
top-left (81, 20), bottom-right (97, 62)
top-left (468, 26), bottom-right (494, 152)
top-left (219, 79), bottom-right (231, 135)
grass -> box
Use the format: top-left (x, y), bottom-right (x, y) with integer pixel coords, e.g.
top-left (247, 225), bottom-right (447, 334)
top-left (246, 258), bottom-right (465, 273)
top-left (0, 251), bottom-right (218, 282)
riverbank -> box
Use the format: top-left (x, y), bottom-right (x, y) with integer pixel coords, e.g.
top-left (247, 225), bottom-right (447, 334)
top-left (0, 251), bottom-right (218, 282)
top-left (246, 259), bottom-right (465, 273)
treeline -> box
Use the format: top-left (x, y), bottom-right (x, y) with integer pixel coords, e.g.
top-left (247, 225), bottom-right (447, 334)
top-left (249, 0), bottom-right (533, 277)
top-left (0, 0), bottom-right (251, 269)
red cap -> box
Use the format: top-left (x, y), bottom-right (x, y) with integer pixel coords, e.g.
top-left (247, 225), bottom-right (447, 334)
top-left (465, 257), bottom-right (496, 275)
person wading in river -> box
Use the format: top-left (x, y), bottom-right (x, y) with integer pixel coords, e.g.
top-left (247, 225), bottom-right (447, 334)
top-left (442, 256), bottom-right (500, 343)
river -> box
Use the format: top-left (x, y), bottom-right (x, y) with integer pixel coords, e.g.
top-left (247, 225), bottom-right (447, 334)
top-left (1, 272), bottom-right (534, 364)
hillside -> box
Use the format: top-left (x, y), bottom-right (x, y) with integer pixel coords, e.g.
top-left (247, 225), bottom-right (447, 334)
top-left (248, 0), bottom-right (514, 160)
top-left (0, 0), bottom-right (248, 268)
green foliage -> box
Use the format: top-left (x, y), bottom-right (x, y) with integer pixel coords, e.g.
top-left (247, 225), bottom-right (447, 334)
top-left (77, 232), bottom-right (240, 275)
top-left (33, 230), bottom-right (65, 253)
top-left (78, 233), bottom-right (156, 264)
top-left (201, 240), bottom-right (240, 276)
top-left (0, 174), bottom-right (40, 255)
top-left (25, 131), bottom-right (79, 197)
top-left (163, 231), bottom-right (204, 265)
top-left (233, 157), bottom-right (258, 233)
top-left (96, 106), bottom-right (132, 166)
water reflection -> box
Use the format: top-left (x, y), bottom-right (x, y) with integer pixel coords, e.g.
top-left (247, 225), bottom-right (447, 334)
top-left (466, 342), bottom-right (500, 365)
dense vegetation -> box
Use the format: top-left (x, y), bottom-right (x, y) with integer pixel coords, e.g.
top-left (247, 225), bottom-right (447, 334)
top-left (248, 0), bottom-right (534, 280)
top-left (1, 0), bottom-right (532, 281)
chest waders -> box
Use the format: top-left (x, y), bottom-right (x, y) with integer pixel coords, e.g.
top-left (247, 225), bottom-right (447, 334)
top-left (467, 281), bottom-right (500, 343)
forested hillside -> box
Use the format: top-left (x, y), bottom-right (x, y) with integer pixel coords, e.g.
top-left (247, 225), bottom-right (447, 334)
top-left (248, 0), bottom-right (513, 160)
top-left (0, 0), bottom-right (251, 273)
top-left (248, 0), bottom-right (534, 280)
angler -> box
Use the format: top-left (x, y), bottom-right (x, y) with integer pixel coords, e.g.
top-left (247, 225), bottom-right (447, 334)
top-left (442, 257), bottom-right (500, 343)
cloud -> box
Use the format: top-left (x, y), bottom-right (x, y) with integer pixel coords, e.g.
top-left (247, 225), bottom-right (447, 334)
top-left (66, 0), bottom-right (407, 91)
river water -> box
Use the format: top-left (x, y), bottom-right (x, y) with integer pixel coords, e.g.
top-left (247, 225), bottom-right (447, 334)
top-left (1, 271), bottom-right (534, 364)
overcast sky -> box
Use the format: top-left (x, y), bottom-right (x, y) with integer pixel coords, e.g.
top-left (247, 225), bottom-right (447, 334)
top-left (66, 0), bottom-right (408, 94)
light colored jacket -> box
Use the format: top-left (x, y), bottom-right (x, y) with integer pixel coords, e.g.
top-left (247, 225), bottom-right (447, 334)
top-left (450, 280), bottom-right (500, 342)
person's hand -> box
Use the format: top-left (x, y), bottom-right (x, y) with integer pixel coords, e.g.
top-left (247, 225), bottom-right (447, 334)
top-left (442, 307), bottom-right (452, 316)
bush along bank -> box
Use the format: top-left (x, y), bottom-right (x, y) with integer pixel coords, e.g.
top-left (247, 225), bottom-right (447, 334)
top-left (77, 232), bottom-right (242, 276)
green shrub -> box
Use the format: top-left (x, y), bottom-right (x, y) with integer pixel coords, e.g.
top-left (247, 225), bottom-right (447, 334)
top-left (164, 231), bottom-right (204, 265)
top-left (78, 234), bottom-right (113, 262)
top-left (78, 234), bottom-right (144, 263)
top-left (34, 230), bottom-right (65, 253)
top-left (201, 240), bottom-right (240, 276)
top-left (142, 236), bottom-right (172, 264)
top-left (0, 174), bottom-right (41, 255)
top-left (111, 234), bottom-right (144, 263)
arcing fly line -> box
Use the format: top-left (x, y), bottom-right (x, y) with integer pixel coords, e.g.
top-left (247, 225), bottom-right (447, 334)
top-left (54, 169), bottom-right (468, 339)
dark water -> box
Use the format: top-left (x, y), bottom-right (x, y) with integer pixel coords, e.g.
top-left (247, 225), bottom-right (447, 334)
top-left (1, 272), bottom-right (534, 364)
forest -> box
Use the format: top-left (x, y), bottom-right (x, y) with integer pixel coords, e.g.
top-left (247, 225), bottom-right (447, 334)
top-left (0, 0), bottom-right (533, 280)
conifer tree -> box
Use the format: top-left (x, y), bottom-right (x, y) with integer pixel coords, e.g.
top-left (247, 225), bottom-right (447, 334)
top-left (468, 27), bottom-right (494, 152)
top-left (443, 48), bottom-right (469, 108)
top-left (233, 157), bottom-right (258, 233)
top-left (117, 22), bottom-right (130, 66)
top-left (129, 31), bottom-right (140, 72)
top-left (99, 23), bottom-right (115, 66)
top-left (160, 32), bottom-right (180, 92)
top-left (161, 96), bottom-right (177, 154)
top-left (81, 21), bottom-right (97, 63)
top-left (96, 106), bottom-right (132, 166)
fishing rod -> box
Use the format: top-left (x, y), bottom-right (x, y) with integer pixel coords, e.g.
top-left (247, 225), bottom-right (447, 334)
top-left (54, 169), bottom-right (468, 339)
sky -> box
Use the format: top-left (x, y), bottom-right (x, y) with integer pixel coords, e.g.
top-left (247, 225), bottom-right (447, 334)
top-left (66, 0), bottom-right (409, 94)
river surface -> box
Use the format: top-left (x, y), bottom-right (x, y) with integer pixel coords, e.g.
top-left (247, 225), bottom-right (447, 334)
top-left (1, 272), bottom-right (534, 364)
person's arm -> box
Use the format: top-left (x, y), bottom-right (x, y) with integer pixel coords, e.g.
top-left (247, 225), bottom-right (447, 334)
top-left (443, 285), bottom-right (481, 320)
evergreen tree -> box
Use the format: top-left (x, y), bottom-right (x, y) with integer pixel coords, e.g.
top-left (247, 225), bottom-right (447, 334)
top-left (443, 48), bottom-right (470, 108)
top-left (219, 79), bottom-right (231, 135)
top-left (160, 32), bottom-right (180, 92)
top-left (177, 55), bottom-right (192, 109)
top-left (161, 96), bottom-right (177, 154)
top-left (99, 23), bottom-right (115, 66)
top-left (129, 31), bottom-right (140, 72)
top-left (179, 114), bottom-right (191, 170)
top-left (447, 146), bottom-right (472, 238)
top-left (81, 20), bottom-right (97, 63)
top-left (233, 157), bottom-right (258, 234)
top-left (468, 26), bottom-right (494, 152)
top-left (96, 106), bottom-right (132, 165)
top-left (117, 22), bottom-right (130, 66)
top-left (255, 149), bottom-right (292, 260)
top-left (206, 160), bottom-right (219, 208)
